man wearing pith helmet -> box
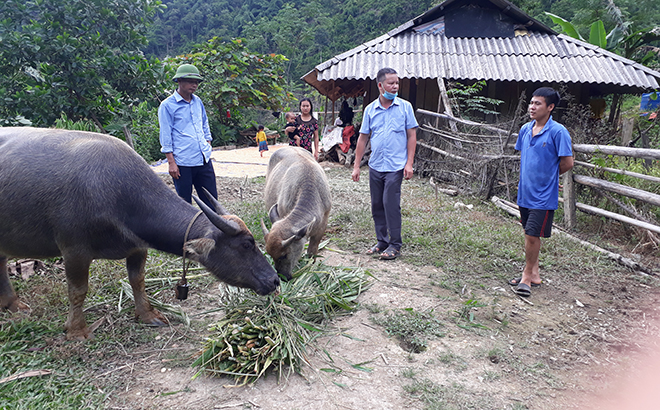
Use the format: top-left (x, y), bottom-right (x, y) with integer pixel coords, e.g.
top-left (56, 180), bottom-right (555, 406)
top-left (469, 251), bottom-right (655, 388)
top-left (158, 64), bottom-right (218, 210)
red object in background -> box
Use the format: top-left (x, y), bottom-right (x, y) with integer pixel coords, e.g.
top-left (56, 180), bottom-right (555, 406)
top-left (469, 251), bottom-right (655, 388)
top-left (226, 109), bottom-right (231, 118)
top-left (340, 125), bottom-right (354, 153)
top-left (650, 112), bottom-right (657, 120)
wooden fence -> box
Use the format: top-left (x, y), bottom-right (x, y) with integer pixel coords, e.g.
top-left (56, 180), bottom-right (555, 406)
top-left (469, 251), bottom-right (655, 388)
top-left (415, 108), bottom-right (660, 238)
top-left (562, 144), bottom-right (660, 235)
top-left (416, 108), bottom-right (659, 274)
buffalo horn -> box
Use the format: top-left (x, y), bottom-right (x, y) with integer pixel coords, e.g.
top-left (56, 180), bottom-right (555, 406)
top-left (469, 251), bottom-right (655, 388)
top-left (260, 218), bottom-right (270, 237)
top-left (297, 218), bottom-right (316, 238)
top-left (281, 218), bottom-right (316, 248)
top-left (268, 204), bottom-right (280, 223)
top-left (281, 235), bottom-right (297, 248)
top-left (192, 195), bottom-right (241, 236)
top-left (201, 188), bottom-right (229, 215)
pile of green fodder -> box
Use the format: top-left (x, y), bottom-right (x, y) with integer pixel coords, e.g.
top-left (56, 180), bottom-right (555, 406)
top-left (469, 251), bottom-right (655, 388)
top-left (193, 258), bottom-right (373, 385)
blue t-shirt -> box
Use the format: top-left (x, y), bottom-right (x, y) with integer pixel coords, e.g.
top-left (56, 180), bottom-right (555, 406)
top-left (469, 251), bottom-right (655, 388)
top-left (515, 116), bottom-right (573, 210)
top-left (359, 96), bottom-right (419, 172)
top-left (158, 91), bottom-right (212, 167)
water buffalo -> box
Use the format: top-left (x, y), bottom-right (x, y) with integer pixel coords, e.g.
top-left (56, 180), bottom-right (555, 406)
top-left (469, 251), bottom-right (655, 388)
top-left (261, 147), bottom-right (331, 279)
top-left (0, 127), bottom-right (279, 340)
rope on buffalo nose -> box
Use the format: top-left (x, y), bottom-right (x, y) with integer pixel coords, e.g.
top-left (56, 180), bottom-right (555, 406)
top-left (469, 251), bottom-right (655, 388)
top-left (176, 210), bottom-right (204, 300)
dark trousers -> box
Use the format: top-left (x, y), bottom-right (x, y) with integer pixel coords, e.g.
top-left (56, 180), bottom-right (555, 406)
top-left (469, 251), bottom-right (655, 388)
top-left (173, 160), bottom-right (218, 212)
top-left (369, 167), bottom-right (404, 250)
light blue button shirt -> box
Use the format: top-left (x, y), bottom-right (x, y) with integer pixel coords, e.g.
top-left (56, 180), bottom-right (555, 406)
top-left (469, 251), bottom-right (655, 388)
top-left (158, 91), bottom-right (212, 167)
top-left (359, 96), bottom-right (419, 172)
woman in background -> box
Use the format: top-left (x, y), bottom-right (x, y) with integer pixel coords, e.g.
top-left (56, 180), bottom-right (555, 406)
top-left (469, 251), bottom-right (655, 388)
top-left (285, 98), bottom-right (319, 160)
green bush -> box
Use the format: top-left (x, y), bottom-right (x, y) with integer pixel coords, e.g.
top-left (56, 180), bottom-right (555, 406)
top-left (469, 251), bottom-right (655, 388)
top-left (127, 102), bottom-right (164, 163)
top-left (53, 114), bottom-right (98, 132)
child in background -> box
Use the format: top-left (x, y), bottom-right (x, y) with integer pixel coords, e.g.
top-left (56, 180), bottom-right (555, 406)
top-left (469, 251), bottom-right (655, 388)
top-left (256, 124), bottom-right (268, 157)
top-left (284, 111), bottom-right (301, 147)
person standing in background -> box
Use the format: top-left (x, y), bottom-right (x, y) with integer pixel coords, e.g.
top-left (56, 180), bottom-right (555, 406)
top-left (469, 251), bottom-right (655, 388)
top-left (256, 124), bottom-right (268, 157)
top-left (158, 64), bottom-right (218, 210)
top-left (352, 67), bottom-right (418, 260)
top-left (285, 98), bottom-right (319, 160)
top-left (510, 87), bottom-right (573, 297)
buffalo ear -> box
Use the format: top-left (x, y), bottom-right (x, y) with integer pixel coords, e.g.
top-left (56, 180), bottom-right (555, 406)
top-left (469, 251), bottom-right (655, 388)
top-left (268, 204), bottom-right (280, 223)
top-left (184, 238), bottom-right (216, 259)
top-left (295, 218), bottom-right (316, 239)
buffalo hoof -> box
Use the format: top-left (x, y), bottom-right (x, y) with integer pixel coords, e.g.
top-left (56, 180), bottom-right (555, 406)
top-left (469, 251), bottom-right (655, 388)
top-left (65, 326), bottom-right (93, 341)
top-left (140, 309), bottom-right (169, 327)
top-left (1, 297), bottom-right (31, 314)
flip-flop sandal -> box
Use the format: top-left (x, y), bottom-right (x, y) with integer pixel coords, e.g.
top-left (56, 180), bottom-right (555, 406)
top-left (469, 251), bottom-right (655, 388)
top-left (380, 247), bottom-right (400, 260)
top-left (508, 277), bottom-right (542, 287)
top-left (514, 283), bottom-right (532, 297)
top-left (366, 245), bottom-right (384, 255)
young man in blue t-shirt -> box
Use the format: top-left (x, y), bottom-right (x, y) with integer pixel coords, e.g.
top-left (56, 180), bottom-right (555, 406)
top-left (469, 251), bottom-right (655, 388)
top-left (511, 87), bottom-right (574, 297)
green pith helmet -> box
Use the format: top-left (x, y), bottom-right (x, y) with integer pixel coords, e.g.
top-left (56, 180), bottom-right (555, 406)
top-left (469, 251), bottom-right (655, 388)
top-left (172, 64), bottom-right (203, 82)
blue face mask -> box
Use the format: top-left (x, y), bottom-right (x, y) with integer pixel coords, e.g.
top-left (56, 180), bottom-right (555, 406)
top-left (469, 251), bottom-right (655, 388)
top-left (382, 90), bottom-right (398, 100)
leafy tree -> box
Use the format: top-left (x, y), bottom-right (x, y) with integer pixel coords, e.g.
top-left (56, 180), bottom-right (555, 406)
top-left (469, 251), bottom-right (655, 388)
top-left (447, 81), bottom-right (504, 120)
top-left (169, 37), bottom-right (294, 128)
top-left (242, 2), bottom-right (329, 84)
top-left (546, 4), bottom-right (660, 124)
top-left (145, 0), bottom-right (437, 83)
top-left (0, 0), bottom-right (168, 128)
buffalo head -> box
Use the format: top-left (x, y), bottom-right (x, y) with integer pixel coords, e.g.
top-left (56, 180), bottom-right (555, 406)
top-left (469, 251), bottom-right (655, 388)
top-left (190, 193), bottom-right (280, 295)
top-left (260, 204), bottom-right (315, 281)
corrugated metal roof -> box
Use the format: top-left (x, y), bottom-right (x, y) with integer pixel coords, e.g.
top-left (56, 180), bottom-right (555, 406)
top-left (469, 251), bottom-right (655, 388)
top-left (309, 31), bottom-right (659, 89)
top-left (303, 28), bottom-right (660, 99)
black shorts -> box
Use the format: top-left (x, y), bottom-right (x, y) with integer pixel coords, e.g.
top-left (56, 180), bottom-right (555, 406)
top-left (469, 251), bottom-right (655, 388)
top-left (519, 207), bottom-right (554, 238)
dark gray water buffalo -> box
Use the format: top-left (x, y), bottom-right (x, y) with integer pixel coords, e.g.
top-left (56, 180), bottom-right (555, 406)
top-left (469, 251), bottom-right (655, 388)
top-left (0, 127), bottom-right (279, 340)
top-left (261, 147), bottom-right (331, 279)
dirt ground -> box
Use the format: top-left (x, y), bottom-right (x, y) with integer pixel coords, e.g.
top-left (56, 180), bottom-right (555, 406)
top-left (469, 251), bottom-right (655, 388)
top-left (150, 143), bottom-right (289, 179)
top-left (106, 154), bottom-right (660, 410)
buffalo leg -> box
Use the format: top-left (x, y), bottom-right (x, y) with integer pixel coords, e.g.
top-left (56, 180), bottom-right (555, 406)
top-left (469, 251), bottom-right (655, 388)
top-left (63, 255), bottom-right (92, 340)
top-left (126, 250), bottom-right (168, 326)
top-left (307, 234), bottom-right (323, 256)
top-left (0, 256), bottom-right (29, 312)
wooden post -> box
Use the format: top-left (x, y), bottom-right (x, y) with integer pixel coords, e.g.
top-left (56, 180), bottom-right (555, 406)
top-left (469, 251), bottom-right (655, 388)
top-left (563, 169), bottom-right (576, 230)
top-left (332, 99), bottom-right (335, 124)
top-left (621, 117), bottom-right (634, 146)
top-left (641, 129), bottom-right (651, 169)
top-left (324, 97), bottom-right (328, 126)
top-left (437, 78), bottom-right (457, 132)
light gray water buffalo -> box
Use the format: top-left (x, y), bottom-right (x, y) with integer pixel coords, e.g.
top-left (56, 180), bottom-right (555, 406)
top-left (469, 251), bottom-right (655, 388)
top-left (0, 127), bottom-right (279, 340)
top-left (261, 146), bottom-right (331, 279)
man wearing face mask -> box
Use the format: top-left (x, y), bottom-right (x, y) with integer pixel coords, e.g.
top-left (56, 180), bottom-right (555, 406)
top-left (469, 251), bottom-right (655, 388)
top-left (158, 63), bottom-right (218, 211)
top-left (352, 67), bottom-right (418, 260)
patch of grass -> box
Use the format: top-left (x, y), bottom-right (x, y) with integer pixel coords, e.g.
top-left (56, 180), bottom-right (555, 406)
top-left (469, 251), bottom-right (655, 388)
top-left (454, 298), bottom-right (488, 330)
top-left (403, 378), bottom-right (497, 410)
top-left (362, 302), bottom-right (383, 314)
top-left (437, 350), bottom-right (468, 372)
top-left (486, 347), bottom-right (505, 364)
top-left (482, 370), bottom-right (500, 382)
top-left (400, 367), bottom-right (418, 379)
top-left (0, 320), bottom-right (109, 409)
top-left (371, 308), bottom-right (445, 353)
